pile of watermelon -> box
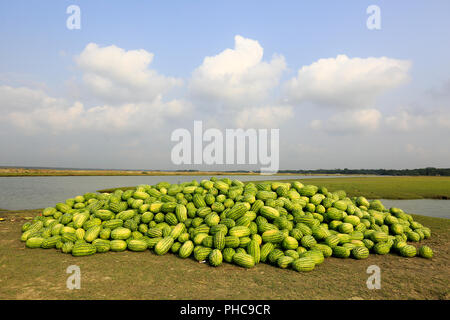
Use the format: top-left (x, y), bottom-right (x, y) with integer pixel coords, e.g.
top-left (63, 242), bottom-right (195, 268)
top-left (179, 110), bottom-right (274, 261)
top-left (20, 177), bottom-right (434, 272)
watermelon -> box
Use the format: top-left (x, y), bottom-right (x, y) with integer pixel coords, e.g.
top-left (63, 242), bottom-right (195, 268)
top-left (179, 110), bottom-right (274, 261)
top-left (154, 237), bottom-right (174, 255)
top-left (110, 240), bottom-right (127, 252)
top-left (179, 241), bottom-right (195, 258)
top-left (418, 245), bottom-right (433, 259)
top-left (92, 239), bottom-right (110, 253)
top-left (292, 257), bottom-right (315, 272)
top-left (352, 246), bottom-right (369, 259)
top-left (209, 249), bottom-right (223, 267)
top-left (19, 177), bottom-right (433, 274)
top-left (232, 253), bottom-right (255, 268)
top-left (127, 239), bottom-right (148, 252)
top-left (399, 245), bottom-right (417, 258)
top-left (72, 243), bottom-right (96, 256)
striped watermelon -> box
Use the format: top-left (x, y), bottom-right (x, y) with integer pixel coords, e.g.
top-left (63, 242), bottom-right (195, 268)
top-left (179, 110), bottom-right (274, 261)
top-left (300, 250), bottom-right (324, 265)
top-left (111, 227), bottom-right (131, 240)
top-left (110, 240), bottom-right (127, 252)
top-left (154, 237), bottom-right (174, 255)
top-left (223, 248), bottom-right (236, 263)
top-left (194, 246), bottom-right (212, 262)
top-left (72, 243), bottom-right (96, 256)
top-left (399, 245), bottom-right (417, 258)
top-left (179, 241), bottom-right (194, 258)
top-left (229, 226), bottom-right (251, 238)
top-left (92, 239), bottom-right (110, 253)
top-left (277, 256), bottom-right (294, 269)
top-left (127, 239), bottom-right (148, 252)
top-left (26, 237), bottom-right (44, 248)
top-left (373, 242), bottom-right (391, 255)
top-left (418, 245), bottom-right (433, 259)
top-left (268, 249), bottom-right (284, 264)
top-left (262, 230), bottom-right (285, 243)
top-left (300, 235), bottom-right (317, 249)
top-left (259, 206), bottom-right (280, 220)
top-left (232, 252), bottom-right (255, 268)
top-left (292, 257), bottom-right (315, 272)
top-left (332, 246), bottom-right (350, 258)
top-left (282, 236), bottom-right (299, 250)
top-left (209, 249), bottom-right (223, 267)
top-left (247, 239), bottom-right (261, 264)
top-left (84, 225), bottom-right (101, 243)
top-left (213, 231), bottom-right (225, 250)
top-left (352, 246), bottom-right (369, 259)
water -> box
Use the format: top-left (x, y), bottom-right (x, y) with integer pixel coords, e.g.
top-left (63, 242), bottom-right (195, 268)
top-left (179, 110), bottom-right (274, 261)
top-left (2, 176), bottom-right (447, 218)
top-left (378, 199), bottom-right (450, 219)
top-left (0, 175), bottom-right (342, 210)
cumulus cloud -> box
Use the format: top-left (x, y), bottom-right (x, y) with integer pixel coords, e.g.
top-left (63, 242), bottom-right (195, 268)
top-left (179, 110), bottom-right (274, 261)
top-left (234, 105), bottom-right (293, 128)
top-left (190, 35), bottom-right (286, 107)
top-left (311, 108), bottom-right (382, 134)
top-left (0, 85), bottom-right (189, 134)
top-left (385, 110), bottom-right (428, 131)
top-left (285, 54), bottom-right (411, 108)
top-left (405, 143), bottom-right (426, 156)
top-left (3, 38), bottom-right (447, 170)
top-left (0, 85), bottom-right (64, 112)
top-left (76, 43), bottom-right (182, 104)
top-left (437, 115), bottom-right (450, 129)
top-left (385, 109), bottom-right (450, 131)
top-left (0, 44), bottom-right (191, 135)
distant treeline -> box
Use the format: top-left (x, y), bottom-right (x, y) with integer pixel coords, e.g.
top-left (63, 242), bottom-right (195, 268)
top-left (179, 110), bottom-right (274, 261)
top-left (176, 167), bottom-right (450, 176)
top-left (275, 167), bottom-right (450, 176)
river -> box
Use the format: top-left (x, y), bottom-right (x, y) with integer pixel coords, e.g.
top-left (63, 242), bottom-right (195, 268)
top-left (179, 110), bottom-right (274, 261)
top-left (377, 199), bottom-right (449, 219)
top-left (0, 175), bottom-right (339, 210)
top-left (0, 175), bottom-right (447, 218)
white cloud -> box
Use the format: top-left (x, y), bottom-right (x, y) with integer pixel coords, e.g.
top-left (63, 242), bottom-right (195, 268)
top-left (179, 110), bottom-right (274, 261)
top-left (2, 38), bottom-right (449, 170)
top-left (190, 35), bottom-right (286, 107)
top-left (385, 110), bottom-right (428, 131)
top-left (437, 115), bottom-right (450, 129)
top-left (76, 43), bottom-right (182, 104)
top-left (385, 109), bottom-right (450, 131)
top-left (285, 54), bottom-right (411, 108)
top-left (0, 44), bottom-right (190, 135)
top-left (0, 85), bottom-right (63, 112)
top-left (311, 108), bottom-right (382, 134)
top-left (405, 143), bottom-right (426, 156)
top-left (234, 105), bottom-right (293, 128)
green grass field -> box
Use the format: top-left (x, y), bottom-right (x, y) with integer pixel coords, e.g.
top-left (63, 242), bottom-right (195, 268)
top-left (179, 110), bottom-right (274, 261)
top-left (253, 176), bottom-right (450, 200)
top-left (98, 176), bottom-right (450, 200)
top-left (0, 210), bottom-right (448, 300)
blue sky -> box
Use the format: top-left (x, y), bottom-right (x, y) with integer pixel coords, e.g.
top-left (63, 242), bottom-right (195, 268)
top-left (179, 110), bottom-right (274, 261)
top-left (2, 1), bottom-right (450, 86)
top-left (0, 1), bottom-right (449, 170)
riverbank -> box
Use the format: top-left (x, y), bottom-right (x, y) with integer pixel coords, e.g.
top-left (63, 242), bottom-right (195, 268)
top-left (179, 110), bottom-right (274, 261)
top-left (98, 176), bottom-right (450, 200)
top-left (0, 168), bottom-right (255, 177)
top-left (0, 209), bottom-right (448, 300)
top-left (0, 168), bottom-right (355, 177)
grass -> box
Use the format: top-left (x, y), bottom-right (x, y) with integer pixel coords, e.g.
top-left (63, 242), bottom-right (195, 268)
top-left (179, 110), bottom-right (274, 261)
top-left (98, 176), bottom-right (450, 200)
top-left (0, 209), bottom-right (448, 300)
top-left (266, 176), bottom-right (450, 199)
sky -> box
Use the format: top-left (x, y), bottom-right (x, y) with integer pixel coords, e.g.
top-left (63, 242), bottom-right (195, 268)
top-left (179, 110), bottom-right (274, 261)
top-left (0, 0), bottom-right (449, 171)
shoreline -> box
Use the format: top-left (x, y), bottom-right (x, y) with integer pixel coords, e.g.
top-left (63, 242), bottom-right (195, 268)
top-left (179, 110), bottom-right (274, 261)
top-left (0, 168), bottom-right (365, 177)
